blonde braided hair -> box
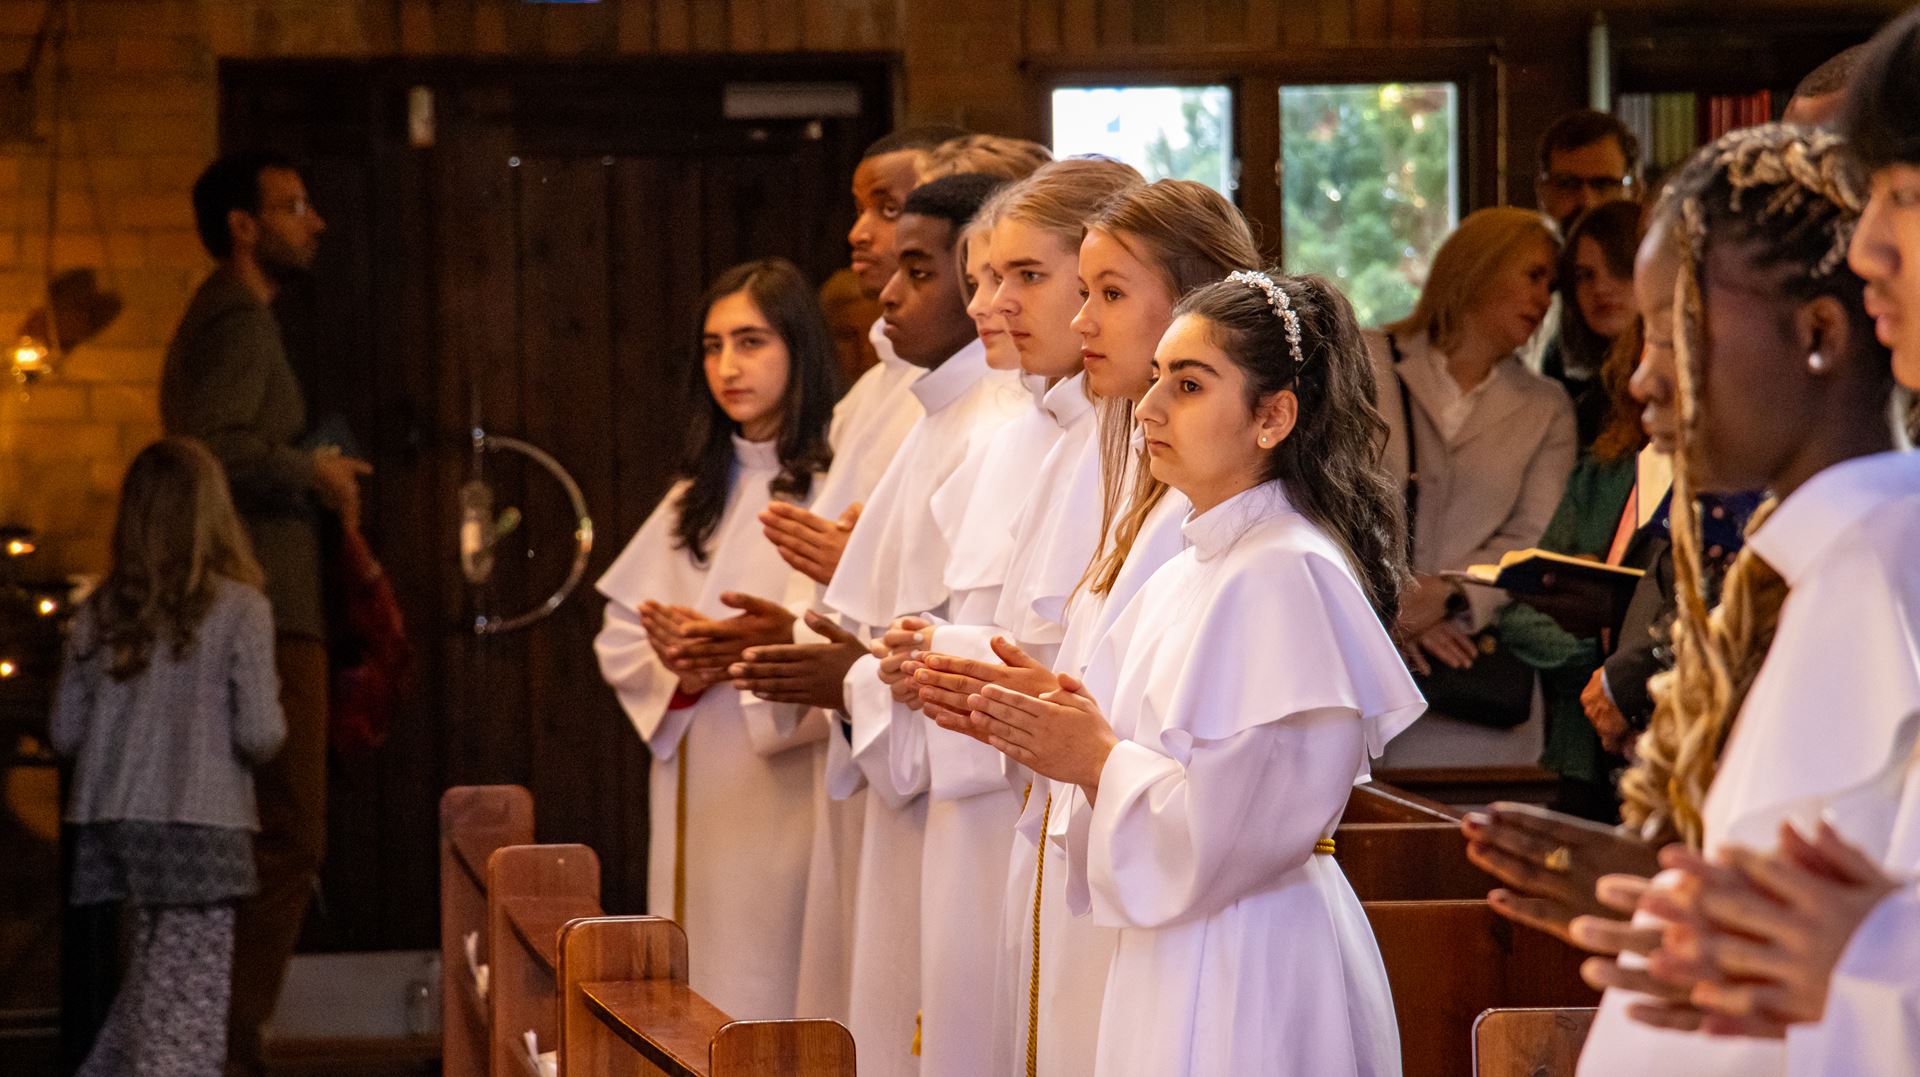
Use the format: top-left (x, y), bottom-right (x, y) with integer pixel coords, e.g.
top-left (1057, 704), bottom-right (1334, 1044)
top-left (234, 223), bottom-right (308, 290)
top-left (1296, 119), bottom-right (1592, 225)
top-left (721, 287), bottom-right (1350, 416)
top-left (1619, 125), bottom-right (1863, 847)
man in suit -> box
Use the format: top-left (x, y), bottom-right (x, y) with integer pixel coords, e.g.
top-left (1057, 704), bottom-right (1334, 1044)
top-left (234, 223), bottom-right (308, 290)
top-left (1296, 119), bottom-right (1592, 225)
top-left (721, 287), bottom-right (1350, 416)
top-left (159, 151), bottom-right (369, 1076)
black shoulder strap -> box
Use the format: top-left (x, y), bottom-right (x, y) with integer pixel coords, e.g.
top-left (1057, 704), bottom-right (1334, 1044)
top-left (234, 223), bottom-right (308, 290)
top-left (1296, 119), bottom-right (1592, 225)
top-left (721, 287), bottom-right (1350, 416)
top-left (1386, 333), bottom-right (1418, 558)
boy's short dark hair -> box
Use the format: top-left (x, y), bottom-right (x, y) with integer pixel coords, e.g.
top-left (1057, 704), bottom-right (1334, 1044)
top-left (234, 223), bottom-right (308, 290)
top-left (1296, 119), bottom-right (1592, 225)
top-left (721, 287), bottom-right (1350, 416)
top-left (1536, 109), bottom-right (1642, 177)
top-left (901, 172), bottom-right (1007, 233)
top-left (191, 151), bottom-right (296, 259)
top-left (1839, 9), bottom-right (1920, 172)
top-left (863, 126), bottom-right (972, 161)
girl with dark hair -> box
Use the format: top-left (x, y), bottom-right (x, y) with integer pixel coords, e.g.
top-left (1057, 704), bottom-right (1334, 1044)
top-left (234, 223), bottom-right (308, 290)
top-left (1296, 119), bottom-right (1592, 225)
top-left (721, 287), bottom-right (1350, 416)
top-left (1442, 125), bottom-right (1916, 1076)
top-left (1549, 199), bottom-right (1646, 449)
top-left (1607, 19), bottom-right (1920, 1070)
top-left (592, 257), bottom-right (838, 1018)
top-left (965, 270), bottom-right (1423, 1075)
top-left (53, 437), bottom-right (285, 1077)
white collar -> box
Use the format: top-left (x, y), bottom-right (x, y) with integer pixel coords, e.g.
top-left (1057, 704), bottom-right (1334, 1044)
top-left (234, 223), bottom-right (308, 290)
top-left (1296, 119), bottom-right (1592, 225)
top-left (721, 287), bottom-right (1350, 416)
top-left (908, 337), bottom-right (991, 413)
top-left (1041, 371), bottom-right (1096, 428)
top-left (732, 434), bottom-right (780, 471)
top-left (1182, 480), bottom-right (1293, 562)
top-left (1747, 450), bottom-right (1920, 585)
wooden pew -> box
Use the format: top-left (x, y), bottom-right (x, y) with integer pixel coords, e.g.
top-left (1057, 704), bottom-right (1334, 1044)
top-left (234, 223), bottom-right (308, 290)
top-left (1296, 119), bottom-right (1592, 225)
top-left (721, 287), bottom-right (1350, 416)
top-left (1335, 822), bottom-right (1499, 902)
top-left (1366, 901), bottom-right (1598, 1077)
top-left (557, 916), bottom-right (855, 1077)
top-left (442, 785), bottom-right (536, 1077)
top-left (1343, 780), bottom-right (1462, 824)
top-left (491, 844), bottom-right (602, 1077)
top-left (1473, 1007), bottom-right (1596, 1077)
top-left (1373, 764), bottom-right (1562, 810)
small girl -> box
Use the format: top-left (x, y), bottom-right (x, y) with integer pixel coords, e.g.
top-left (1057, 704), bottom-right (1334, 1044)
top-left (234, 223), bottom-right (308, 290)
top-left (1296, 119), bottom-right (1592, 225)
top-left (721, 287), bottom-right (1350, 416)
top-left (54, 436), bottom-right (287, 1077)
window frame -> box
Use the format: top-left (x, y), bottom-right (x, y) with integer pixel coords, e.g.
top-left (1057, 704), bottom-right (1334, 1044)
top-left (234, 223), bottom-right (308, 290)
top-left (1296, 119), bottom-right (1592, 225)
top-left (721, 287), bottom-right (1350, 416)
top-left (1031, 45), bottom-right (1504, 264)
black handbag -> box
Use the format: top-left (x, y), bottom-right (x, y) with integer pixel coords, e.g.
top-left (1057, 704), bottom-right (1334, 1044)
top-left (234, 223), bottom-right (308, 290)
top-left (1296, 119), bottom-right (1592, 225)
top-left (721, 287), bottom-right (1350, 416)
top-left (1389, 333), bottom-right (1536, 730)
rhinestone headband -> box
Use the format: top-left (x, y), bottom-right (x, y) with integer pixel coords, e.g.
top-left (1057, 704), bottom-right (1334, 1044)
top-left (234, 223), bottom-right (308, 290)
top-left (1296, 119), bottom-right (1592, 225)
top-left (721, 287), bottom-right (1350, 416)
top-left (1226, 270), bottom-right (1305, 368)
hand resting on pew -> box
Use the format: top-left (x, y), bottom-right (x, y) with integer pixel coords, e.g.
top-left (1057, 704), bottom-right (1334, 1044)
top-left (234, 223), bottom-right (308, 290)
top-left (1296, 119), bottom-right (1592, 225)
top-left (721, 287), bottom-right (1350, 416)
top-left (1462, 801), bottom-right (1660, 945)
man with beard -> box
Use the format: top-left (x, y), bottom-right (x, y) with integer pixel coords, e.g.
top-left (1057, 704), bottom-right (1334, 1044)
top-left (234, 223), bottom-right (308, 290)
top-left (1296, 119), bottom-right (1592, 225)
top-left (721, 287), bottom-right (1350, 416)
top-left (159, 151), bottom-right (367, 1076)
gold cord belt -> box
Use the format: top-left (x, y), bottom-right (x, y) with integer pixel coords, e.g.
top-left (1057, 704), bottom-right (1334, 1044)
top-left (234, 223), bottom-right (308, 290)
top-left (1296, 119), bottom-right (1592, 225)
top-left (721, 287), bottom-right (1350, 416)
top-left (1026, 792), bottom-right (1052, 1077)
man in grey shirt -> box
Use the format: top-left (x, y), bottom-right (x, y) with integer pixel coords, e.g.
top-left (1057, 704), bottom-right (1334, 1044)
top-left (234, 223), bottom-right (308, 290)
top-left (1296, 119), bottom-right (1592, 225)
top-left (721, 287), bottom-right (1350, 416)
top-left (159, 151), bottom-right (368, 1076)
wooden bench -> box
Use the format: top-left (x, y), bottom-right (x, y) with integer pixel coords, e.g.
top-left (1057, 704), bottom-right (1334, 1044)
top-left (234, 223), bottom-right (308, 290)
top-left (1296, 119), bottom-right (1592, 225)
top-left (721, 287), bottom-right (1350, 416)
top-left (1366, 900), bottom-right (1598, 1077)
top-left (490, 844), bottom-right (602, 1077)
top-left (1334, 782), bottom-right (1499, 902)
top-left (1343, 780), bottom-right (1462, 824)
top-left (1473, 1007), bottom-right (1597, 1077)
top-left (556, 917), bottom-right (855, 1077)
top-left (1373, 765), bottom-right (1562, 810)
top-left (442, 785), bottom-right (537, 1077)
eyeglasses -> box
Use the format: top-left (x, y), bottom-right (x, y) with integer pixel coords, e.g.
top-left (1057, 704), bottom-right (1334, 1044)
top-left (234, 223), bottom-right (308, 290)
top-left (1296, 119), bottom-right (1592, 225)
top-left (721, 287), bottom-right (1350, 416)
top-left (259, 197), bottom-right (316, 218)
top-left (1539, 173), bottom-right (1634, 197)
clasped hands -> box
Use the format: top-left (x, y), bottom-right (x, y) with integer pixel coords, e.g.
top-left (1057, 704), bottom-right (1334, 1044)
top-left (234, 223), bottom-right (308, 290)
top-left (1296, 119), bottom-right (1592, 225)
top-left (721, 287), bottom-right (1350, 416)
top-left (890, 632), bottom-right (1118, 792)
top-left (1464, 802), bottom-right (1900, 1038)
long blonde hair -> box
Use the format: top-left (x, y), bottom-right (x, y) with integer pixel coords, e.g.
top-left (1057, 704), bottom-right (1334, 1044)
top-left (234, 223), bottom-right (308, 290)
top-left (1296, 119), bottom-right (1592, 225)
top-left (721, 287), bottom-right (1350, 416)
top-left (1619, 126), bottom-right (1868, 846)
top-left (1385, 207), bottom-right (1559, 350)
top-left (83, 437), bottom-right (265, 679)
top-left (1077, 180), bottom-right (1261, 596)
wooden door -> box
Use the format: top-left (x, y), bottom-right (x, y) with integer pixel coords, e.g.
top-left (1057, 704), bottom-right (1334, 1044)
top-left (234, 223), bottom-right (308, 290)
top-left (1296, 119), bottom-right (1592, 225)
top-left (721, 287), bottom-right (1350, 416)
top-left (221, 58), bottom-right (889, 950)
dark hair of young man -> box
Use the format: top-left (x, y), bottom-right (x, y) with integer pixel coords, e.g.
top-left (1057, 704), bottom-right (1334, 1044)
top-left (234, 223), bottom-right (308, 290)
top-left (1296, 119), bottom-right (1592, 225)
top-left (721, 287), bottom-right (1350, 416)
top-left (900, 171), bottom-right (1007, 233)
top-left (1535, 110), bottom-right (1643, 179)
top-left (191, 151), bottom-right (297, 259)
top-left (863, 125), bottom-right (972, 161)
top-left (1838, 8), bottom-right (1920, 173)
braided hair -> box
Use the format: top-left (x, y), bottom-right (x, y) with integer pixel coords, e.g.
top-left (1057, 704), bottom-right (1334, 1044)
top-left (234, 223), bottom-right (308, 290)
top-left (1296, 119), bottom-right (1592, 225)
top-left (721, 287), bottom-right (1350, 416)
top-left (1619, 125), bottom-right (1869, 846)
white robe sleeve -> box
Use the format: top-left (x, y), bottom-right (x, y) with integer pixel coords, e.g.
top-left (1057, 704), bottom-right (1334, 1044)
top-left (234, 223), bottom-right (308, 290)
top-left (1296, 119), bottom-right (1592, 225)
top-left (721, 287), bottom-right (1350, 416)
top-left (847, 651), bottom-right (923, 808)
top-left (1077, 709), bottom-right (1363, 927)
top-left (1784, 886), bottom-right (1920, 1077)
top-left (593, 601), bottom-right (694, 759)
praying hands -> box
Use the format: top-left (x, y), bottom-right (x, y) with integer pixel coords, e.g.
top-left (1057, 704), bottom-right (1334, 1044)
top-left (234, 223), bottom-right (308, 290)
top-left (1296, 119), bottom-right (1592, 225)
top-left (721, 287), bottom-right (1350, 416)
top-left (761, 501), bottom-right (862, 585)
top-left (908, 635), bottom-right (1060, 734)
top-left (964, 672), bottom-right (1118, 796)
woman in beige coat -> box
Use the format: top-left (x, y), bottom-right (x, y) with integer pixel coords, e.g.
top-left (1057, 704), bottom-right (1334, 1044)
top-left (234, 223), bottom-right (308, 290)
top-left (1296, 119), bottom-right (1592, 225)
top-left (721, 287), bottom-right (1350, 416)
top-left (1364, 208), bottom-right (1577, 697)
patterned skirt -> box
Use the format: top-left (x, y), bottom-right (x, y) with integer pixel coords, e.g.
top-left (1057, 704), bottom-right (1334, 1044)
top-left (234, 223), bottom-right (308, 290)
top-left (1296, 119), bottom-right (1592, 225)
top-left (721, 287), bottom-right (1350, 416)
top-left (70, 821), bottom-right (256, 907)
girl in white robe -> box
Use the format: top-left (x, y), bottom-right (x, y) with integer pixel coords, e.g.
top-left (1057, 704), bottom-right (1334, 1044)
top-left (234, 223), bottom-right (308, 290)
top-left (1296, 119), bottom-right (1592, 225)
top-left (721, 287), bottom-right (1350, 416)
top-left (910, 179), bottom-right (1262, 1076)
top-left (968, 271), bottom-right (1424, 1076)
top-left (592, 258), bottom-right (841, 1018)
top-left (1558, 129), bottom-right (1920, 1076)
top-left (875, 160), bottom-right (1145, 1077)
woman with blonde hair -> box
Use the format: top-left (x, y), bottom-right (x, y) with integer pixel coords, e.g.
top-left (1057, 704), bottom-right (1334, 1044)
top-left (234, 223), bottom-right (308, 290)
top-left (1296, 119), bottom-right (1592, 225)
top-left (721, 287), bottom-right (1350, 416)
top-left (1366, 206), bottom-right (1576, 744)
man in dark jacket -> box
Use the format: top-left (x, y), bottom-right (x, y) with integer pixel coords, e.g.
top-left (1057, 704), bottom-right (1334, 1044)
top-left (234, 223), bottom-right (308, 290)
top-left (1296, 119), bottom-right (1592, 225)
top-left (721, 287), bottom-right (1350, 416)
top-left (159, 151), bottom-right (367, 1076)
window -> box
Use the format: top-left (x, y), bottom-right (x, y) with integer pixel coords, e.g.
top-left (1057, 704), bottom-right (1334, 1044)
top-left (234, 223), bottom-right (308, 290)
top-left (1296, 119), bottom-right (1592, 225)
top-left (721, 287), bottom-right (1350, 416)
top-left (1280, 83), bottom-right (1458, 327)
top-left (1050, 86), bottom-right (1233, 193)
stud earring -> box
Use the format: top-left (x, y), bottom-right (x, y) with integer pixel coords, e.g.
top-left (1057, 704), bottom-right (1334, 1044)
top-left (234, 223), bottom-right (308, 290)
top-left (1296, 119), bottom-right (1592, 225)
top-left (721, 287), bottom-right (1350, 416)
top-left (1258, 435), bottom-right (1272, 448)
top-left (1808, 351), bottom-right (1828, 373)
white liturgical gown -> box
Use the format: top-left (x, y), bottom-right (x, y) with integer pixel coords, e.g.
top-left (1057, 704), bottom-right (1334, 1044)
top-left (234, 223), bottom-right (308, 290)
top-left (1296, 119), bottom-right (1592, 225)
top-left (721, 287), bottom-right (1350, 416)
top-left (822, 338), bottom-right (1026, 1077)
top-left (998, 477), bottom-right (1190, 1077)
top-left (878, 373), bottom-right (1074, 1077)
top-left (788, 320), bottom-right (925, 1025)
top-left (1069, 481), bottom-right (1425, 1077)
top-left (592, 436), bottom-right (814, 1019)
top-left (1579, 449), bottom-right (1920, 1077)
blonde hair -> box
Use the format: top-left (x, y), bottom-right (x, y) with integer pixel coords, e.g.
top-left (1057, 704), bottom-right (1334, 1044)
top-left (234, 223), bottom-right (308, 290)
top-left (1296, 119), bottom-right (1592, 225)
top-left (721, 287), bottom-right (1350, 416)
top-left (1620, 126), bottom-right (1866, 846)
top-left (84, 437), bottom-right (265, 680)
top-left (1077, 180), bottom-right (1262, 596)
top-left (991, 157), bottom-right (1145, 247)
top-left (922, 134), bottom-right (1054, 183)
top-left (1384, 207), bottom-right (1559, 349)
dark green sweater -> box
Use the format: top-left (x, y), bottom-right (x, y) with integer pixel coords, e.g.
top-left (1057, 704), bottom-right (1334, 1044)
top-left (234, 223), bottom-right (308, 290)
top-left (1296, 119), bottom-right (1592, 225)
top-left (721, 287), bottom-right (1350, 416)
top-left (159, 268), bottom-right (324, 639)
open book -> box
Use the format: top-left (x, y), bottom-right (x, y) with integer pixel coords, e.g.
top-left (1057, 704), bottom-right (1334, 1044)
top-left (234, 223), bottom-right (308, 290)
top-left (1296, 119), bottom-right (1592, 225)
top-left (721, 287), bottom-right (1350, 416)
top-left (1450, 548), bottom-right (1645, 590)
top-left (1447, 549), bottom-right (1645, 642)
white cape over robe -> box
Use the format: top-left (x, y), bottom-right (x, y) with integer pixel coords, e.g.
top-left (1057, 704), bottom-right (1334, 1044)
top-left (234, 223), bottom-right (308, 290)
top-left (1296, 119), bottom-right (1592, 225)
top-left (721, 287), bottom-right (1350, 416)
top-left (592, 436), bottom-right (814, 1018)
top-left (821, 339), bottom-right (1026, 1077)
top-left (1069, 481), bottom-right (1424, 1077)
top-left (1579, 449), bottom-right (1920, 1077)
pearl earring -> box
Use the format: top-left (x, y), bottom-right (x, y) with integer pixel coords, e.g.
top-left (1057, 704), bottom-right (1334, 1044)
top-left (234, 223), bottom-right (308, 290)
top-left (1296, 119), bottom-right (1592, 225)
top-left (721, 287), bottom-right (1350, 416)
top-left (1808, 351), bottom-right (1828, 373)
top-left (1258, 435), bottom-right (1272, 448)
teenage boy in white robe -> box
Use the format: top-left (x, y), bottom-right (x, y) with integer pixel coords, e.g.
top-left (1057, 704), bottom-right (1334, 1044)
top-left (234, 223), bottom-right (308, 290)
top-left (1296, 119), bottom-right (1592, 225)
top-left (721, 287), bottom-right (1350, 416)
top-left (591, 258), bottom-right (841, 1017)
top-left (732, 173), bottom-right (1028, 1077)
top-left (666, 127), bottom-right (966, 1022)
top-left (970, 271), bottom-right (1424, 1076)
